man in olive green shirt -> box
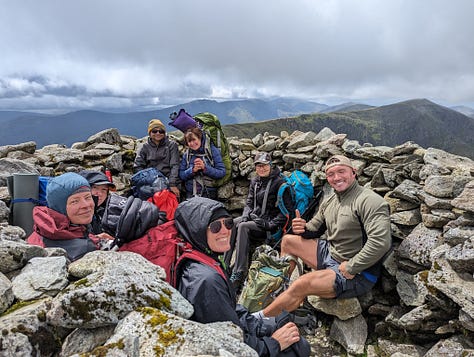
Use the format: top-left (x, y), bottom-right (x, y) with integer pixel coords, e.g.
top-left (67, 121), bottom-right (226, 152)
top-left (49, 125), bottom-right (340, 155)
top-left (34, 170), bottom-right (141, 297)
top-left (254, 155), bottom-right (391, 319)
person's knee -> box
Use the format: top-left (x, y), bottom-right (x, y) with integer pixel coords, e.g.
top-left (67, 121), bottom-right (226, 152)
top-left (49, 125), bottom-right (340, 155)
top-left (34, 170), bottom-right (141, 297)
top-left (281, 234), bottom-right (300, 255)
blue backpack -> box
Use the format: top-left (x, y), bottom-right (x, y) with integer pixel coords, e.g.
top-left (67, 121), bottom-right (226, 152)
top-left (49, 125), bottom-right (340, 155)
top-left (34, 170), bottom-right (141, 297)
top-left (271, 170), bottom-right (314, 242)
top-left (130, 167), bottom-right (169, 200)
top-left (277, 170), bottom-right (314, 218)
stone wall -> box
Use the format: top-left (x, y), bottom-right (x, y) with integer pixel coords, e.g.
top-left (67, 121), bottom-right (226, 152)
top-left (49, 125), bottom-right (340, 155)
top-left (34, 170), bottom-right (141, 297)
top-left (0, 127), bottom-right (473, 356)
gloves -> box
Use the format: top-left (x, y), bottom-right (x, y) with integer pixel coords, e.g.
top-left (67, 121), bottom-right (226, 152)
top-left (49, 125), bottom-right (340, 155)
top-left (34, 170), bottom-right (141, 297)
top-left (253, 217), bottom-right (271, 231)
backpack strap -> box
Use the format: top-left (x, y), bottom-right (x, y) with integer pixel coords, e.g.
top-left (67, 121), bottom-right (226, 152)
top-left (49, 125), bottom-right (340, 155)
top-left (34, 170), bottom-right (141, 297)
top-left (173, 249), bottom-right (226, 287)
top-left (259, 178), bottom-right (273, 217)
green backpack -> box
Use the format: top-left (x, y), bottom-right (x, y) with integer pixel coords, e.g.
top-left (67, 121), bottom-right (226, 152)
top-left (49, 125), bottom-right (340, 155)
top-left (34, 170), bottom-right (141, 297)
top-left (238, 245), bottom-right (302, 313)
top-left (193, 112), bottom-right (232, 187)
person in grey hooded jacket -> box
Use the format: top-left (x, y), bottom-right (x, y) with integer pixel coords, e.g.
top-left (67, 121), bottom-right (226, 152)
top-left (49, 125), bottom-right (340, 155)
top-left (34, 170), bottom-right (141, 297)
top-left (174, 196), bottom-right (310, 357)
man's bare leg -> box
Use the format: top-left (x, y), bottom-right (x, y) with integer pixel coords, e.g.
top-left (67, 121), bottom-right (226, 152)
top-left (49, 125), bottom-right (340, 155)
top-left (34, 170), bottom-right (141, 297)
top-left (262, 268), bottom-right (337, 317)
top-left (280, 234), bottom-right (318, 275)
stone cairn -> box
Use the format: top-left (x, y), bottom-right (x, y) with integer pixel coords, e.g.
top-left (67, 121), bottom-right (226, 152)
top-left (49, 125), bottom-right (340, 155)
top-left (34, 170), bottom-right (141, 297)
top-left (0, 127), bottom-right (473, 356)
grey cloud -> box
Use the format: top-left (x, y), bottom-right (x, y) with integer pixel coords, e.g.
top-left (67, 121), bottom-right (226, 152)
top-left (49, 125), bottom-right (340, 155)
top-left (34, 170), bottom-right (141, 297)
top-left (0, 0), bottom-right (473, 111)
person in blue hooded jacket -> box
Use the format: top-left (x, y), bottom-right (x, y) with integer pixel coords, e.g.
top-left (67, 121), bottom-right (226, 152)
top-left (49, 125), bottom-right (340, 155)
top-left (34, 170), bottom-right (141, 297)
top-left (179, 127), bottom-right (226, 199)
top-left (174, 196), bottom-right (310, 357)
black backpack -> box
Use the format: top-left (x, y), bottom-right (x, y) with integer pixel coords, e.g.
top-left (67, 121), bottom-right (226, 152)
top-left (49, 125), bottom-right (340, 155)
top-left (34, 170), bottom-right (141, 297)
top-left (101, 193), bottom-right (166, 247)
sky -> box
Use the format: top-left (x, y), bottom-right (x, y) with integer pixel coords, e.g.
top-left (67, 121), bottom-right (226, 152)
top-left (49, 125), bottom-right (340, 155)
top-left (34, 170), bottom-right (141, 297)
top-left (1, 0), bottom-right (474, 113)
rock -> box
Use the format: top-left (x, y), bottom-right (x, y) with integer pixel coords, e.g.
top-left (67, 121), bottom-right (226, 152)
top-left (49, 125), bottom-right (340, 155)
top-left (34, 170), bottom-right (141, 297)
top-left (103, 308), bottom-right (258, 357)
top-left (329, 314), bottom-right (367, 355)
top-left (12, 256), bottom-right (69, 300)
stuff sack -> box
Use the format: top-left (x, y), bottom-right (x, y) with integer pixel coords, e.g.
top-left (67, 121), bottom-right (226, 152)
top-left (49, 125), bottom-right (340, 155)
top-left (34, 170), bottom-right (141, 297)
top-left (238, 245), bottom-right (301, 313)
top-left (119, 220), bottom-right (225, 287)
top-left (130, 167), bottom-right (169, 200)
top-left (169, 108), bottom-right (198, 132)
top-left (148, 189), bottom-right (179, 221)
top-left (193, 112), bottom-right (232, 186)
top-left (37, 176), bottom-right (50, 206)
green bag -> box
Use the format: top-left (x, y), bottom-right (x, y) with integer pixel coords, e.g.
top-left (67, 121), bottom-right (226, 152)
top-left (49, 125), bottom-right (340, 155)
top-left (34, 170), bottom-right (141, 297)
top-left (238, 245), bottom-right (299, 313)
top-left (193, 112), bottom-right (232, 187)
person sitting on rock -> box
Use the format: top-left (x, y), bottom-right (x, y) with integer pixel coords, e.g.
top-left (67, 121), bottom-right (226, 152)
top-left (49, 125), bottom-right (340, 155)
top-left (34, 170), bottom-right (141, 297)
top-left (252, 155), bottom-right (392, 320)
top-left (78, 170), bottom-right (116, 235)
top-left (27, 172), bottom-right (112, 261)
top-left (133, 119), bottom-right (181, 197)
top-left (179, 127), bottom-right (226, 199)
top-left (174, 196), bottom-right (310, 357)
top-left (225, 152), bottom-right (294, 292)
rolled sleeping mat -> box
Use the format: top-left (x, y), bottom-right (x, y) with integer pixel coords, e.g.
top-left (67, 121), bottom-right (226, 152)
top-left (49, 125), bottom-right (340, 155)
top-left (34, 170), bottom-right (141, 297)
top-left (11, 173), bottom-right (39, 236)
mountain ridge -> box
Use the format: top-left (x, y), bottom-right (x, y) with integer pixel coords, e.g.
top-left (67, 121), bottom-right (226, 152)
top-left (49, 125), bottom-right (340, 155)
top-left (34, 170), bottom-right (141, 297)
top-left (0, 98), bottom-right (473, 159)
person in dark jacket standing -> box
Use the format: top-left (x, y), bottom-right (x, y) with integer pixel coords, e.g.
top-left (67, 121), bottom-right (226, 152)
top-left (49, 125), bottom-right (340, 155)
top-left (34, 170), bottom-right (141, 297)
top-left (225, 152), bottom-right (294, 290)
top-left (133, 119), bottom-right (181, 197)
top-left (78, 170), bottom-right (116, 235)
top-left (174, 196), bottom-right (310, 357)
top-left (179, 127), bottom-right (226, 199)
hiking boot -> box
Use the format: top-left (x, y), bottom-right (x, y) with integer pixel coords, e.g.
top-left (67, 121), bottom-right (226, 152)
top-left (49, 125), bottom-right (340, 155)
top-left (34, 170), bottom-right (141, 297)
top-left (230, 271), bottom-right (245, 292)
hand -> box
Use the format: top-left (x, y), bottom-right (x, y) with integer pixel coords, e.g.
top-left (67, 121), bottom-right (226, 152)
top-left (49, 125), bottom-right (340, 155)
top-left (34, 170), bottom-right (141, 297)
top-left (291, 209), bottom-right (306, 234)
top-left (338, 261), bottom-right (355, 280)
top-left (193, 158), bottom-right (205, 172)
top-left (271, 322), bottom-right (300, 351)
top-left (240, 215), bottom-right (249, 222)
top-left (170, 186), bottom-right (180, 197)
top-left (96, 232), bottom-right (114, 240)
top-left (254, 217), bottom-right (270, 231)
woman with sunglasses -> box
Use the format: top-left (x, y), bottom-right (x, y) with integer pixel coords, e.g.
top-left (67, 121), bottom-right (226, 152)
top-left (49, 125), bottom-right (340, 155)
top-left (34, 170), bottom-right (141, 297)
top-left (133, 119), bottom-right (181, 197)
top-left (175, 196), bottom-right (310, 357)
top-left (179, 127), bottom-right (226, 199)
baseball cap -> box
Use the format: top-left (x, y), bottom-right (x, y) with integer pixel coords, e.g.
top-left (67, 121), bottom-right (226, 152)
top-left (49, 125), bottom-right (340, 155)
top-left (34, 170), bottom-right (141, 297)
top-left (78, 170), bottom-right (116, 190)
top-left (254, 152), bottom-right (272, 165)
top-left (324, 155), bottom-right (354, 172)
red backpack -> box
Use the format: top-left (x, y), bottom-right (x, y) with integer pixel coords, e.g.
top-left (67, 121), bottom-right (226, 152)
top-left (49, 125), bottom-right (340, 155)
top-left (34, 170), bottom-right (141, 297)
top-left (118, 220), bottom-right (226, 287)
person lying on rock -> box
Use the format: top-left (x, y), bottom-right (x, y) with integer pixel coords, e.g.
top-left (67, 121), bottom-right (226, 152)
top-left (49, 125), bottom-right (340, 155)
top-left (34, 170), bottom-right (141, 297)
top-left (27, 172), bottom-right (113, 261)
top-left (174, 196), bottom-right (310, 357)
top-left (252, 155), bottom-right (392, 320)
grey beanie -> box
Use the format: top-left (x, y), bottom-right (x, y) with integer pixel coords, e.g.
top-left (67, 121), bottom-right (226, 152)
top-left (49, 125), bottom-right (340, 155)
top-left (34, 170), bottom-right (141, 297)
top-left (47, 172), bottom-right (91, 216)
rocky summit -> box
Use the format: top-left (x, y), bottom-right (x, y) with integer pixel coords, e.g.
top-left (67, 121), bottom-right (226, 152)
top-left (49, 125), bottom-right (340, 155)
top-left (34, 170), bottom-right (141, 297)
top-left (0, 127), bottom-right (473, 356)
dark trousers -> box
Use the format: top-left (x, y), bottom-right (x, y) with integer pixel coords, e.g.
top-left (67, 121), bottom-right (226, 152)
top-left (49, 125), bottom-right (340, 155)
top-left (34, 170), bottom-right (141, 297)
top-left (225, 217), bottom-right (267, 274)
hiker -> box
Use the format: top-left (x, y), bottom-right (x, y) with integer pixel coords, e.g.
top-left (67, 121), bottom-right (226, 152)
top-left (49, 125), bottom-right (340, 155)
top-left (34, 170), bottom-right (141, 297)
top-left (26, 172), bottom-right (112, 261)
top-left (78, 170), bottom-right (116, 235)
top-left (133, 119), bottom-right (181, 197)
top-left (174, 196), bottom-right (310, 357)
top-left (253, 155), bottom-right (392, 319)
top-left (225, 152), bottom-right (294, 291)
top-left (179, 127), bottom-right (226, 199)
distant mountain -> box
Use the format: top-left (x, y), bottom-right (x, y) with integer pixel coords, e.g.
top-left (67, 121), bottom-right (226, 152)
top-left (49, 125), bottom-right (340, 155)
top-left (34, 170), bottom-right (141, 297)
top-left (319, 102), bottom-right (374, 113)
top-left (224, 99), bottom-right (474, 159)
top-left (0, 98), bottom-right (325, 147)
top-left (1, 98), bottom-right (473, 159)
top-left (451, 105), bottom-right (474, 118)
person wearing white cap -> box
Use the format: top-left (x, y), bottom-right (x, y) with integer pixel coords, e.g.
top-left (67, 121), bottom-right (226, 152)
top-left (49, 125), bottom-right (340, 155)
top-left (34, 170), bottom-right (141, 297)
top-left (252, 154), bottom-right (391, 320)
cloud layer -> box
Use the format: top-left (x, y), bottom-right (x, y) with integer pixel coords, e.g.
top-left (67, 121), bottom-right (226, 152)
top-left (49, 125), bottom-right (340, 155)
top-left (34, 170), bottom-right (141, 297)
top-left (1, 0), bottom-right (473, 111)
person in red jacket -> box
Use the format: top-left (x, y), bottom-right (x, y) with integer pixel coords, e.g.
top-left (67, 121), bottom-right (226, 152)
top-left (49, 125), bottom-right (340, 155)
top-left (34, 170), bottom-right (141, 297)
top-left (27, 172), bottom-right (111, 261)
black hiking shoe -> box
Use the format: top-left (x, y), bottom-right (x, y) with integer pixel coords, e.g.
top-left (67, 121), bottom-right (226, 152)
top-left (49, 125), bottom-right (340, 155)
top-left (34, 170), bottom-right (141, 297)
top-left (230, 271), bottom-right (245, 292)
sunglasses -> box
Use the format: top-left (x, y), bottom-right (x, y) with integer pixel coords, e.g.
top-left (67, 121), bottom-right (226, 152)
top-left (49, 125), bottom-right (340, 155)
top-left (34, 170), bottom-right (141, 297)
top-left (151, 129), bottom-right (166, 134)
top-left (208, 217), bottom-right (234, 233)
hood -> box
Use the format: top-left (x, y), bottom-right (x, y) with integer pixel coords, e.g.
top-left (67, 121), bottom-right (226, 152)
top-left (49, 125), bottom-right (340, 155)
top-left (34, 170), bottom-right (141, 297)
top-left (174, 196), bottom-right (227, 255)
